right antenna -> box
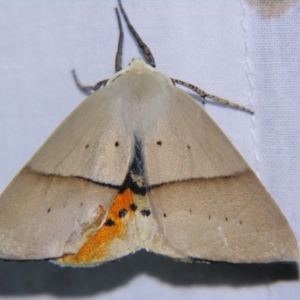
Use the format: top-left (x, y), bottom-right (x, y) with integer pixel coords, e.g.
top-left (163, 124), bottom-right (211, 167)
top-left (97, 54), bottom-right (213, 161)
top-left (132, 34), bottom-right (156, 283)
top-left (117, 0), bottom-right (156, 68)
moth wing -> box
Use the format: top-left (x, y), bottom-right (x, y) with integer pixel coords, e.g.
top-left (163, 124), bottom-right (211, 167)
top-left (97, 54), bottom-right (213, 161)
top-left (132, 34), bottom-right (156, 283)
top-left (144, 87), bottom-right (298, 263)
top-left (0, 87), bottom-right (134, 260)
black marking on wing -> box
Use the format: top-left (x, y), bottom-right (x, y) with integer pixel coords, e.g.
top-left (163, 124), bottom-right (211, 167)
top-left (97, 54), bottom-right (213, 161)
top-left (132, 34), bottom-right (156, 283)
top-left (118, 209), bottom-right (128, 218)
top-left (140, 209), bottom-right (151, 217)
top-left (119, 137), bottom-right (147, 195)
top-left (130, 203), bottom-right (138, 211)
top-left (105, 219), bottom-right (115, 226)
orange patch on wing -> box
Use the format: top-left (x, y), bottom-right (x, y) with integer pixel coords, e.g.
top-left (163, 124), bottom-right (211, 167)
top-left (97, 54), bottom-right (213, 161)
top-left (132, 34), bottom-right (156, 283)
top-left (57, 188), bottom-right (135, 265)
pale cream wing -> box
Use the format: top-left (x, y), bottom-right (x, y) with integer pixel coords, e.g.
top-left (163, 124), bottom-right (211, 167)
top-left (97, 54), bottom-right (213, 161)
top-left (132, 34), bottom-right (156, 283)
top-left (0, 87), bottom-right (133, 259)
top-left (29, 87), bottom-right (133, 186)
top-left (150, 172), bottom-right (298, 263)
top-left (143, 87), bottom-right (248, 186)
top-left (0, 169), bottom-right (118, 259)
top-left (144, 87), bottom-right (298, 263)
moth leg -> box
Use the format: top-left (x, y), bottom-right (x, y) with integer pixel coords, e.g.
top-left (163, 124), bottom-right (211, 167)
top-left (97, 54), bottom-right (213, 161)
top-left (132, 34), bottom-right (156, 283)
top-left (72, 70), bottom-right (108, 93)
top-left (171, 78), bottom-right (254, 115)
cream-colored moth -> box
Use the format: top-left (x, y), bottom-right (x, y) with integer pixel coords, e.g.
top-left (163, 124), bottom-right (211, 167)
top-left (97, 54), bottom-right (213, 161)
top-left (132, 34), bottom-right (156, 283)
top-left (0, 0), bottom-right (298, 267)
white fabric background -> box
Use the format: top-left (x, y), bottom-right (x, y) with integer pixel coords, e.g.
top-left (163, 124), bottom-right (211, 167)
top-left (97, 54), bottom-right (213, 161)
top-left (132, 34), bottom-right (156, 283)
top-left (0, 0), bottom-right (299, 299)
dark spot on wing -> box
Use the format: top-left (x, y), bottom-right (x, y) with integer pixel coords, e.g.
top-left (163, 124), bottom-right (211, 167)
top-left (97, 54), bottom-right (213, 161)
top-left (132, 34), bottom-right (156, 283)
top-left (187, 145), bottom-right (191, 149)
top-left (225, 217), bottom-right (228, 221)
top-left (141, 209), bottom-right (151, 217)
top-left (208, 215), bottom-right (211, 220)
top-left (115, 141), bottom-right (119, 147)
top-left (130, 203), bottom-right (138, 212)
top-left (47, 208), bottom-right (51, 213)
top-left (118, 209), bottom-right (128, 218)
top-left (156, 141), bottom-right (162, 146)
top-left (85, 144), bottom-right (89, 148)
top-left (105, 219), bottom-right (115, 226)
top-left (163, 213), bottom-right (167, 217)
top-left (239, 220), bottom-right (242, 224)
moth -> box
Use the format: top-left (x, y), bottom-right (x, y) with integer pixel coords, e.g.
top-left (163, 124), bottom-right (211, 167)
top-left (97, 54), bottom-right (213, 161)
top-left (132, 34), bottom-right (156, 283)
top-left (0, 0), bottom-right (298, 267)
